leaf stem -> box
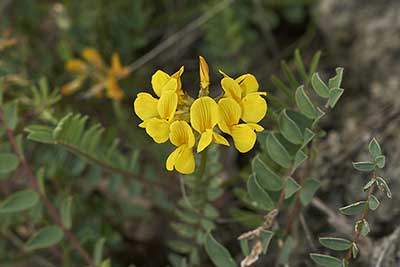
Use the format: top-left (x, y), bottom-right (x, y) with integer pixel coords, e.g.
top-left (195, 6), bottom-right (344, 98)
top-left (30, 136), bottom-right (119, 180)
top-left (0, 109), bottom-right (97, 267)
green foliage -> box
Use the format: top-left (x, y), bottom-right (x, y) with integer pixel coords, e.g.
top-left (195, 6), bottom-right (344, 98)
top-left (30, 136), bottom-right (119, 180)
top-left (205, 233), bottom-right (236, 267)
top-left (0, 190), bottom-right (39, 213)
top-left (25, 225), bottom-right (64, 251)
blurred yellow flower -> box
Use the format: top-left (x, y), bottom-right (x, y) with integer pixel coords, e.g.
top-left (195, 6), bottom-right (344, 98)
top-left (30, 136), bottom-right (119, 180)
top-left (190, 96), bottom-right (229, 152)
top-left (61, 47), bottom-right (129, 101)
top-left (166, 121), bottom-right (195, 174)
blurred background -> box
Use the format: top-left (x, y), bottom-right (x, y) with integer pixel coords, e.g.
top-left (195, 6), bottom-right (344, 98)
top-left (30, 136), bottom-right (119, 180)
top-left (1, 0), bottom-right (399, 266)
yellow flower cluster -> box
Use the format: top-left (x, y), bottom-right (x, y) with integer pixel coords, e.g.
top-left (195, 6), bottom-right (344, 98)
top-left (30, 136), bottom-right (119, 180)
top-left (61, 48), bottom-right (129, 101)
top-left (134, 57), bottom-right (267, 174)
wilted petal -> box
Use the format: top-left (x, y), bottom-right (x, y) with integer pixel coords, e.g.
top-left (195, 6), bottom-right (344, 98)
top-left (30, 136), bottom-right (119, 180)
top-left (157, 91), bottom-right (178, 121)
top-left (235, 74), bottom-right (259, 96)
top-left (169, 121), bottom-right (195, 148)
top-left (241, 93), bottom-right (267, 123)
top-left (231, 124), bottom-right (257, 153)
top-left (190, 96), bottom-right (219, 133)
top-left (197, 129), bottom-right (213, 153)
top-left (221, 77), bottom-right (241, 102)
top-left (145, 118), bottom-right (170, 143)
top-left (218, 98), bottom-right (241, 133)
top-left (134, 93), bottom-right (159, 121)
top-left (82, 48), bottom-right (103, 68)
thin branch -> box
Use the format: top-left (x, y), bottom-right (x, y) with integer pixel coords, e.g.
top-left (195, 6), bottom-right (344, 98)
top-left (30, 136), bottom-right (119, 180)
top-left (0, 110), bottom-right (97, 267)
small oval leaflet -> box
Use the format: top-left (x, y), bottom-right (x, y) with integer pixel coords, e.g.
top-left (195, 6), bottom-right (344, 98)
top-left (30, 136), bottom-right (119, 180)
top-left (339, 201), bottom-right (366, 216)
top-left (319, 237), bottom-right (352, 251)
top-left (279, 109), bottom-right (303, 144)
top-left (266, 132), bottom-right (292, 169)
top-left (352, 162), bottom-right (375, 172)
top-left (295, 86), bottom-right (317, 119)
top-left (247, 174), bottom-right (275, 211)
top-left (0, 153), bottom-right (19, 174)
top-left (205, 233), bottom-right (237, 267)
top-left (0, 190), bottom-right (39, 213)
top-left (25, 225), bottom-right (64, 251)
top-left (368, 138), bottom-right (382, 158)
top-left (368, 195), bottom-right (380, 210)
top-left (252, 156), bottom-right (282, 191)
top-left (311, 73), bottom-right (330, 98)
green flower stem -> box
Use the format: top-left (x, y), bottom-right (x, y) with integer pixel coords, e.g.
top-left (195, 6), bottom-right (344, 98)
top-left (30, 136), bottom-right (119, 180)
top-left (197, 147), bottom-right (209, 182)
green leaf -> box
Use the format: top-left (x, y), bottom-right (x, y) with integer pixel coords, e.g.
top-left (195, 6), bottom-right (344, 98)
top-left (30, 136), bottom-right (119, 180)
top-left (266, 132), bottom-right (291, 169)
top-left (300, 178), bottom-right (320, 206)
top-left (310, 253), bottom-right (342, 267)
top-left (319, 237), bottom-right (352, 251)
top-left (100, 259), bottom-right (111, 267)
top-left (294, 49), bottom-right (308, 83)
top-left (205, 233), bottom-right (236, 267)
top-left (247, 174), bottom-right (275, 211)
top-left (328, 67), bottom-right (344, 89)
top-left (260, 230), bottom-right (274, 254)
top-left (308, 51), bottom-right (321, 77)
top-left (0, 190), bottom-right (39, 213)
top-left (284, 177), bottom-right (301, 199)
top-left (311, 73), bottom-right (330, 98)
top-left (0, 153), bottom-right (19, 174)
top-left (339, 201), bottom-right (366, 216)
top-left (295, 86), bottom-right (317, 119)
top-left (356, 219), bottom-right (370, 236)
top-left (293, 149), bottom-right (308, 170)
top-left (94, 237), bottom-right (106, 265)
top-left (368, 195), bottom-right (380, 210)
top-left (302, 128), bottom-right (315, 148)
top-left (281, 61), bottom-right (299, 90)
top-left (239, 239), bottom-right (249, 256)
top-left (60, 196), bottom-right (73, 229)
top-left (363, 179), bottom-right (376, 191)
top-left (25, 125), bottom-right (55, 144)
top-left (271, 75), bottom-right (292, 100)
top-left (279, 109), bottom-right (303, 144)
top-left (25, 225), bottom-right (63, 251)
top-left (368, 138), bottom-right (382, 158)
top-left (327, 88), bottom-right (344, 108)
top-left (376, 177), bottom-right (392, 198)
top-left (352, 243), bottom-right (358, 258)
top-left (252, 156), bottom-right (282, 191)
top-left (279, 236), bottom-right (293, 264)
top-left (375, 155), bottom-right (385, 169)
top-left (352, 162), bottom-right (375, 172)
top-left (3, 101), bottom-right (18, 130)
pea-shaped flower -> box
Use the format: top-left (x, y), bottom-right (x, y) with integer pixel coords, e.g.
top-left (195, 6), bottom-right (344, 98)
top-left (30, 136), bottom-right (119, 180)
top-left (166, 121), bottom-right (195, 174)
top-left (190, 96), bottom-right (229, 152)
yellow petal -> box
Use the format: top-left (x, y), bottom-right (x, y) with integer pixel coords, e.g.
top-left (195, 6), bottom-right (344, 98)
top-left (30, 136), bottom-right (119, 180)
top-left (65, 59), bottom-right (87, 73)
top-left (221, 77), bottom-right (241, 102)
top-left (197, 129), bottom-right (213, 152)
top-left (231, 124), bottom-right (257, 153)
top-left (218, 98), bottom-right (241, 133)
top-left (169, 121), bottom-right (195, 148)
top-left (199, 56), bottom-right (210, 91)
top-left (157, 91), bottom-right (178, 121)
top-left (82, 48), bottom-right (103, 68)
top-left (151, 70), bottom-right (178, 97)
top-left (174, 146), bottom-right (195, 174)
top-left (60, 76), bottom-right (86, 95)
top-left (172, 66), bottom-right (185, 96)
top-left (241, 93), bottom-right (267, 123)
top-left (106, 76), bottom-right (124, 101)
top-left (134, 93), bottom-right (159, 121)
top-left (213, 132), bottom-right (229, 146)
top-left (247, 123), bottom-right (264, 132)
top-left (166, 147), bottom-right (180, 171)
top-left (145, 118), bottom-right (170, 143)
top-left (190, 96), bottom-right (219, 133)
top-left (235, 74), bottom-right (259, 96)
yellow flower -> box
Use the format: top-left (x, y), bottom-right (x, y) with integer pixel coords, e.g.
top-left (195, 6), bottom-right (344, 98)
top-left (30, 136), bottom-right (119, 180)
top-left (65, 59), bottom-right (87, 74)
top-left (82, 48), bottom-right (104, 68)
top-left (134, 90), bottom-right (178, 143)
top-left (218, 98), bottom-right (261, 153)
top-left (110, 53), bottom-right (129, 78)
top-left (151, 66), bottom-right (184, 98)
top-left (166, 121), bottom-right (195, 174)
top-left (190, 96), bottom-right (229, 152)
top-left (220, 73), bottom-right (267, 124)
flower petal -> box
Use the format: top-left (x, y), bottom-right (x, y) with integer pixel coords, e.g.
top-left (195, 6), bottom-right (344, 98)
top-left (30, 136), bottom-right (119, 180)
top-left (169, 121), bottom-right (195, 148)
top-left (82, 48), bottom-right (103, 68)
top-left (190, 96), bottom-right (219, 133)
top-left (231, 124), bottom-right (257, 153)
top-left (235, 74), bottom-right (259, 96)
top-left (199, 56), bottom-right (210, 90)
top-left (213, 132), bottom-right (229, 146)
top-left (145, 118), bottom-right (170, 143)
top-left (218, 98), bottom-right (241, 133)
top-left (241, 93), bottom-right (267, 123)
top-left (134, 93), bottom-right (159, 121)
top-left (106, 76), bottom-right (124, 101)
top-left (65, 59), bottom-right (87, 73)
top-left (172, 66), bottom-right (185, 96)
top-left (166, 147), bottom-right (181, 171)
top-left (60, 76), bottom-right (86, 95)
top-left (158, 91), bottom-right (178, 121)
top-left (175, 146), bottom-right (195, 174)
top-left (247, 123), bottom-right (264, 132)
top-left (151, 70), bottom-right (178, 97)
top-left (197, 129), bottom-right (213, 152)
top-left (221, 77), bottom-right (241, 102)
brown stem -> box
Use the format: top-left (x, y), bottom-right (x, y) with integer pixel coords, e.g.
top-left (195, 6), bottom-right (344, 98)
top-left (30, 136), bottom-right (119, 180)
top-left (345, 171), bottom-right (376, 263)
top-left (0, 110), bottom-right (97, 267)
